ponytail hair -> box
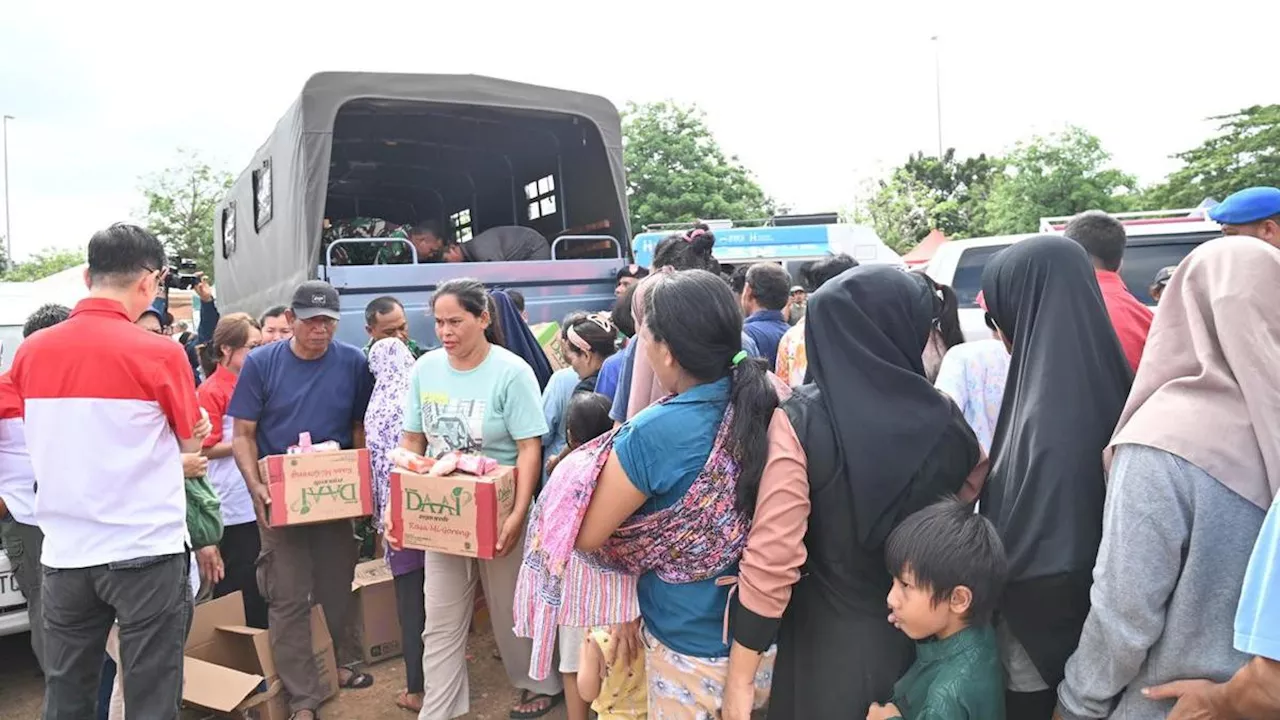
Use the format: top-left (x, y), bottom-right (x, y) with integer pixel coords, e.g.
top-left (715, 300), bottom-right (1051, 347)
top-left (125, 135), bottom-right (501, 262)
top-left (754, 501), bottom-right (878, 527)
top-left (913, 270), bottom-right (964, 350)
top-left (643, 269), bottom-right (778, 517)
top-left (201, 312), bottom-right (260, 378)
top-left (651, 223), bottom-right (719, 273)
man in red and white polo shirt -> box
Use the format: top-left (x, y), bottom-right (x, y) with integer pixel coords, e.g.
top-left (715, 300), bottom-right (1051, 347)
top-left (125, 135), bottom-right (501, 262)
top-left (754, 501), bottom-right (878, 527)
top-left (9, 223), bottom-right (210, 720)
top-left (0, 303), bottom-right (71, 674)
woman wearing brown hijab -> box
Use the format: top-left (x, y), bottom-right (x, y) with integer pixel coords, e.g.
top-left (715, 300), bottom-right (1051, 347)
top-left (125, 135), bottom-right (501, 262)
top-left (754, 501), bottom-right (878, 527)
top-left (1054, 236), bottom-right (1280, 720)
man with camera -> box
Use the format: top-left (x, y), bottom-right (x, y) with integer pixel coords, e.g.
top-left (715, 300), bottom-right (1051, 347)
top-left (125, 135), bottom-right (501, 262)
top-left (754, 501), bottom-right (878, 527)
top-left (9, 223), bottom-right (211, 719)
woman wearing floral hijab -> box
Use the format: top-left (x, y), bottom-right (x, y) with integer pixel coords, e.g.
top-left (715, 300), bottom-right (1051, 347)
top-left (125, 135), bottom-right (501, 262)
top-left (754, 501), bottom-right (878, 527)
top-left (364, 337), bottom-right (425, 713)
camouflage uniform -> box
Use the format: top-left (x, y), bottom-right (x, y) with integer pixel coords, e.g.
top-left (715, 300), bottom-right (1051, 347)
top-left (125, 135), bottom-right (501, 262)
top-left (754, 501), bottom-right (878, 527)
top-left (321, 217), bottom-right (414, 266)
top-left (361, 336), bottom-right (427, 359)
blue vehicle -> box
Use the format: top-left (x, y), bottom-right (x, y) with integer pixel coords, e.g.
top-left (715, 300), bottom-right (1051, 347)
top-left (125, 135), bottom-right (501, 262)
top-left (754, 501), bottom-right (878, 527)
top-left (213, 72), bottom-right (631, 348)
top-left (632, 216), bottom-right (902, 280)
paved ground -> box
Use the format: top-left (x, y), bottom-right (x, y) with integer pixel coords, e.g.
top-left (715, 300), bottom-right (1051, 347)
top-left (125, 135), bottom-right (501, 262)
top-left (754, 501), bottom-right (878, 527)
top-left (0, 628), bottom-right (569, 719)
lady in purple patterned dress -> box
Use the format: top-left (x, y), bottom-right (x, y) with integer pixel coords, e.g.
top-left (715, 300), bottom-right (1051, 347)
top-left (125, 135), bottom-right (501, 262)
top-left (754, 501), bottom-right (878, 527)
top-left (365, 337), bottom-right (426, 713)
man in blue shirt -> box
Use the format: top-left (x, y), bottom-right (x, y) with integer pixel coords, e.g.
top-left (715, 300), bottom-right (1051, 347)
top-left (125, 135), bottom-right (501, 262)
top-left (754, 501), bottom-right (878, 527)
top-left (1143, 490), bottom-right (1280, 718)
top-left (229, 280), bottom-right (376, 720)
top-left (740, 263), bottom-right (792, 371)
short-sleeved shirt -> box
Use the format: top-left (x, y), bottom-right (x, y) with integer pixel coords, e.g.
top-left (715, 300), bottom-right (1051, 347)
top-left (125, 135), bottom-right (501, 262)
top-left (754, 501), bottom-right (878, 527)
top-left (0, 373), bottom-right (36, 525)
top-left (403, 345), bottom-right (547, 466)
top-left (595, 349), bottom-right (627, 400)
top-left (613, 377), bottom-right (735, 658)
top-left (542, 368), bottom-right (580, 462)
top-left (1236, 491), bottom-right (1280, 660)
top-left (197, 365), bottom-right (257, 525)
top-left (10, 298), bottom-right (201, 568)
top-left (775, 320), bottom-right (807, 388)
top-left (228, 340), bottom-right (374, 458)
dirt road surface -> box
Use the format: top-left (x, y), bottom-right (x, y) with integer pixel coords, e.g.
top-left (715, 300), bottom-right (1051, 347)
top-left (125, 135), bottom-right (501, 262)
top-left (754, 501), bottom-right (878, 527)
top-left (0, 628), bottom-right (569, 719)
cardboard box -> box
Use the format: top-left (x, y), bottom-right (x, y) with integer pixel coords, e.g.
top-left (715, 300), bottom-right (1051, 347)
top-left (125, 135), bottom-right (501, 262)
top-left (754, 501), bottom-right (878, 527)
top-left (529, 321), bottom-right (566, 371)
top-left (258, 449), bottom-right (372, 527)
top-left (183, 592), bottom-right (337, 718)
top-left (388, 465), bottom-right (518, 559)
top-left (352, 560), bottom-right (402, 664)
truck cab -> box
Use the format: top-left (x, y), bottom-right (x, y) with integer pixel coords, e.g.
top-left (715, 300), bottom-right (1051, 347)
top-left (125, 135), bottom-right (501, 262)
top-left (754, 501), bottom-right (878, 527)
top-left (213, 73), bottom-right (631, 348)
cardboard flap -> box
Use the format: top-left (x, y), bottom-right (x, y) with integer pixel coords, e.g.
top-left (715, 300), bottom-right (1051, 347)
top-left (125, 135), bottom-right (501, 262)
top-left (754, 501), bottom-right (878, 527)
top-left (186, 592), bottom-right (247, 650)
top-left (352, 559), bottom-right (393, 591)
top-left (183, 656), bottom-right (264, 712)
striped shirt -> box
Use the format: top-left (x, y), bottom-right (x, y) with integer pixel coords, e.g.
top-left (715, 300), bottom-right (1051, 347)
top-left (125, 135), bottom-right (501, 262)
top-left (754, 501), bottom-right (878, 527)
top-left (10, 298), bottom-right (201, 568)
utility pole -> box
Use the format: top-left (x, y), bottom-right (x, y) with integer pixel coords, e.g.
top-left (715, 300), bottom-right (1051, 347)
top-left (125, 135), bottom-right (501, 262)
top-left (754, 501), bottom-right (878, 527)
top-left (931, 36), bottom-right (943, 158)
top-left (3, 115), bottom-right (11, 264)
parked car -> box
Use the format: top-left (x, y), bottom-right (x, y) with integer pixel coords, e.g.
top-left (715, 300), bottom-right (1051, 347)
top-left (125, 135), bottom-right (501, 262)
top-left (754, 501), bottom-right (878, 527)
top-left (925, 209), bottom-right (1222, 341)
top-left (0, 548), bottom-right (31, 637)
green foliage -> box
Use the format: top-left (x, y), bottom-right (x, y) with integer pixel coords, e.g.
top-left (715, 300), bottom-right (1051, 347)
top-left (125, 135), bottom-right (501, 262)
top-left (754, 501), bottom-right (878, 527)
top-left (855, 150), bottom-right (1003, 253)
top-left (983, 126), bottom-right (1137, 235)
top-left (140, 150), bottom-right (233, 279)
top-left (623, 101), bottom-right (774, 231)
top-left (1143, 105), bottom-right (1280, 208)
top-left (0, 246), bottom-right (86, 282)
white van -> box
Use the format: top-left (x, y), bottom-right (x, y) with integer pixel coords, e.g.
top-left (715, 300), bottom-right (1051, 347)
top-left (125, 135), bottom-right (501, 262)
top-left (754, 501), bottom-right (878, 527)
top-left (925, 210), bottom-right (1222, 342)
top-left (0, 550), bottom-right (30, 637)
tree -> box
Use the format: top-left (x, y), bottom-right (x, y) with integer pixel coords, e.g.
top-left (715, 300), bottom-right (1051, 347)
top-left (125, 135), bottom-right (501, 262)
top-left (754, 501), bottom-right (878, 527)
top-left (855, 150), bottom-right (1004, 253)
top-left (983, 126), bottom-right (1138, 235)
top-left (623, 101), bottom-right (775, 231)
top-left (1143, 105), bottom-right (1280, 208)
top-left (0, 246), bottom-right (86, 282)
top-left (140, 150), bottom-right (233, 279)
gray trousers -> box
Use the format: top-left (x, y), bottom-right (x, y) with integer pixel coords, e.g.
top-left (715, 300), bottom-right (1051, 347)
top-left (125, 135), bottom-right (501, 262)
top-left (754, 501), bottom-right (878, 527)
top-left (41, 553), bottom-right (191, 720)
top-left (0, 516), bottom-right (45, 671)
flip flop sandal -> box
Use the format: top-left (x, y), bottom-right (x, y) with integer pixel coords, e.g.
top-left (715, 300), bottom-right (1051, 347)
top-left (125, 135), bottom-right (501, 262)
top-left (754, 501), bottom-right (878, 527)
top-left (288, 712), bottom-right (320, 720)
top-left (509, 689), bottom-right (565, 719)
top-left (338, 664), bottom-right (375, 690)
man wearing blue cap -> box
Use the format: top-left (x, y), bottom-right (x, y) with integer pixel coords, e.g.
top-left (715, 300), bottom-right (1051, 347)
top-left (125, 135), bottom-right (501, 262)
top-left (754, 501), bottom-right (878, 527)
top-left (1208, 186), bottom-right (1280, 248)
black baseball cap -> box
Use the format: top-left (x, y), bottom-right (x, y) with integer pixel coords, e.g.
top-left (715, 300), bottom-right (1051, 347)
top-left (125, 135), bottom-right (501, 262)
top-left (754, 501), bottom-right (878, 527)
top-left (1151, 265), bottom-right (1176, 288)
top-left (291, 280), bottom-right (341, 320)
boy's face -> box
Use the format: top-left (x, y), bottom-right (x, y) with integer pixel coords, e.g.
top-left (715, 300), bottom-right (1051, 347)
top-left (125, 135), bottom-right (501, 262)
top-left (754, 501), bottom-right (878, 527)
top-left (886, 567), bottom-right (970, 640)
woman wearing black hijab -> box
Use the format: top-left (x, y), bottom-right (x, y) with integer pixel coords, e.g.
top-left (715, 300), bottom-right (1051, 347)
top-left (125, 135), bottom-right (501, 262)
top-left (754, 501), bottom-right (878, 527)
top-left (768, 265), bottom-right (985, 719)
top-left (979, 235), bottom-right (1132, 718)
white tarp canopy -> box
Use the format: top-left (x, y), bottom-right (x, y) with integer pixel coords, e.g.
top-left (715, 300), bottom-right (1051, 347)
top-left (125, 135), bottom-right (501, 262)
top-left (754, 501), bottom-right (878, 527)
top-left (0, 264), bottom-right (89, 370)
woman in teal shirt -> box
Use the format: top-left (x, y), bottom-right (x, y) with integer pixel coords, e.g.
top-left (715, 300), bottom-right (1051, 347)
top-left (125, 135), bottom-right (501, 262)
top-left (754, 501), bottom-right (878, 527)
top-left (577, 269), bottom-right (782, 717)
top-left (397, 278), bottom-right (564, 719)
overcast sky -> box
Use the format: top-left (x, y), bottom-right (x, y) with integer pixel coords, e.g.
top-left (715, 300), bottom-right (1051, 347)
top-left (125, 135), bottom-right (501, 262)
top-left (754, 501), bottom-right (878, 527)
top-left (1, 0), bottom-right (1275, 260)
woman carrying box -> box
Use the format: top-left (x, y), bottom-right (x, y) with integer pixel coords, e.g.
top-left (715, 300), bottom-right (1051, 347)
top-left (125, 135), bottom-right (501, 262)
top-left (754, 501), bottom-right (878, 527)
top-left (397, 278), bottom-right (564, 720)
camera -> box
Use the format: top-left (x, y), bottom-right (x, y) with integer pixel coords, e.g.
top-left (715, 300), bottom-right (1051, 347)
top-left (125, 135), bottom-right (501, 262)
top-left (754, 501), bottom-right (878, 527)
top-left (165, 258), bottom-right (201, 291)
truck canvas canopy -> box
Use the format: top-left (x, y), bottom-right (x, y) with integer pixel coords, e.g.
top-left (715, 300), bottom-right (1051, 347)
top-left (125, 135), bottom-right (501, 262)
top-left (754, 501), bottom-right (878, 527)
top-left (214, 72), bottom-right (630, 315)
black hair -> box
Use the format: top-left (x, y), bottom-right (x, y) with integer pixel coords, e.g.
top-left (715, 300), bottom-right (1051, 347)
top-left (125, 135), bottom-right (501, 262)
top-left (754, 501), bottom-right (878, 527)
top-left (560, 312), bottom-right (618, 360)
top-left (409, 219), bottom-right (446, 240)
top-left (612, 282), bottom-right (637, 338)
top-left (729, 264), bottom-right (752, 295)
top-left (651, 224), bottom-right (719, 273)
top-left (1064, 210), bottom-right (1127, 272)
top-left (364, 295), bottom-right (404, 327)
top-left (745, 264), bottom-right (791, 311)
top-left (432, 277), bottom-right (503, 346)
top-left (616, 265), bottom-right (650, 283)
top-left (507, 290), bottom-right (526, 313)
top-left (803, 253), bottom-right (859, 291)
top-left (86, 223), bottom-right (166, 288)
top-left (643, 270), bottom-right (779, 516)
top-left (199, 312), bottom-right (261, 379)
top-left (564, 392), bottom-right (614, 449)
top-left (885, 498), bottom-right (1009, 626)
top-left (913, 271), bottom-right (964, 350)
top-left (22, 303), bottom-right (71, 338)
top-left (259, 305), bottom-right (289, 325)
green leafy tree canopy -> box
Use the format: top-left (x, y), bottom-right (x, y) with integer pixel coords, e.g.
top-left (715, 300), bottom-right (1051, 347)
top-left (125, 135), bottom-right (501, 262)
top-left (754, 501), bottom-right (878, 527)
top-left (1144, 105), bottom-right (1280, 209)
top-left (0, 246), bottom-right (87, 282)
top-left (983, 126), bottom-right (1137, 235)
top-left (856, 149), bottom-right (1003, 253)
top-left (140, 150), bottom-right (233, 279)
top-left (623, 101), bottom-right (774, 231)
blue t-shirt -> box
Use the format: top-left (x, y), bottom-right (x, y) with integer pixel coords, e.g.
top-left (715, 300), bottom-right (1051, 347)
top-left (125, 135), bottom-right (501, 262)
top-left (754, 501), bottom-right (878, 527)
top-left (595, 350), bottom-right (626, 401)
top-left (228, 340), bottom-right (374, 457)
top-left (609, 343), bottom-right (636, 424)
top-left (403, 345), bottom-right (548, 466)
top-left (613, 376), bottom-right (735, 658)
top-left (541, 367), bottom-right (580, 460)
top-left (1236, 490), bottom-right (1280, 660)
top-left (743, 310), bottom-right (789, 371)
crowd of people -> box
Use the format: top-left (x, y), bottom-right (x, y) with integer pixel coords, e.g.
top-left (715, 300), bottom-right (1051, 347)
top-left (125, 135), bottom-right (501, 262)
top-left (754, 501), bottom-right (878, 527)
top-left (1, 185), bottom-right (1279, 720)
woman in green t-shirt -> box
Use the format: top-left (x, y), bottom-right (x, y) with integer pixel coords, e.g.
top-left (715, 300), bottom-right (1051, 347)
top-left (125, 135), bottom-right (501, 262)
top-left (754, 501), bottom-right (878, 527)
top-left (398, 278), bottom-right (564, 719)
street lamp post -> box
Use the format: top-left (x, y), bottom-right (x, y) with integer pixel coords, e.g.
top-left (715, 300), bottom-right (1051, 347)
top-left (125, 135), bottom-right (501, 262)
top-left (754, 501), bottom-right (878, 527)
top-left (3, 115), bottom-right (11, 264)
top-left (931, 36), bottom-right (943, 158)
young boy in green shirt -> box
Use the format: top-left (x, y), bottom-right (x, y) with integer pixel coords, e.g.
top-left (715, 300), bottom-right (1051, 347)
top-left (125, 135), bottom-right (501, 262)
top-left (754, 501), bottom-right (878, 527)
top-left (867, 499), bottom-right (1009, 720)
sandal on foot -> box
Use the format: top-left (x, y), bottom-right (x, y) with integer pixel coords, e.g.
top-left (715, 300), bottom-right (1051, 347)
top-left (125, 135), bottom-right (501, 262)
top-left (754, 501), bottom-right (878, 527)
top-left (509, 689), bottom-right (564, 719)
top-left (289, 712), bottom-right (319, 720)
top-left (338, 664), bottom-right (374, 690)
